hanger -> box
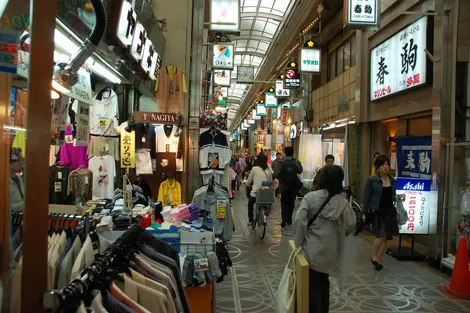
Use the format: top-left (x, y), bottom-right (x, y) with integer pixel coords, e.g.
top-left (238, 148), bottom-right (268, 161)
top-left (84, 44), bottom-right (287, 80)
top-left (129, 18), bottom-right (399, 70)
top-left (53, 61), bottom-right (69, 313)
top-left (96, 86), bottom-right (112, 101)
top-left (207, 175), bottom-right (215, 192)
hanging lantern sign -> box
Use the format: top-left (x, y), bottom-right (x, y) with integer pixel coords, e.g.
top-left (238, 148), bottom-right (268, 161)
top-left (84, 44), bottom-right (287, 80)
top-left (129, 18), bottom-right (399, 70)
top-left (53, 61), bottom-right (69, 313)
top-left (300, 40), bottom-right (321, 73)
top-left (280, 106), bottom-right (289, 125)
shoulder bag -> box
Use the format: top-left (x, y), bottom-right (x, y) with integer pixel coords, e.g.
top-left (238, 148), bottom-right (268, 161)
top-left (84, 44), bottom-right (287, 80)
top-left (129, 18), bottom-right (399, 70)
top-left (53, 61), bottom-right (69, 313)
top-left (308, 193), bottom-right (334, 229)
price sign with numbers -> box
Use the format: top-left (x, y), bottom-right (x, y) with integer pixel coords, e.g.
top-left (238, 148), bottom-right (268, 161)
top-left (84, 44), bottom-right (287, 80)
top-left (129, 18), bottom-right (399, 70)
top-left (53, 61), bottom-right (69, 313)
top-left (130, 22), bottom-right (146, 62)
top-left (213, 44), bottom-right (234, 70)
top-left (63, 68), bottom-right (93, 104)
top-left (116, 1), bottom-right (136, 47)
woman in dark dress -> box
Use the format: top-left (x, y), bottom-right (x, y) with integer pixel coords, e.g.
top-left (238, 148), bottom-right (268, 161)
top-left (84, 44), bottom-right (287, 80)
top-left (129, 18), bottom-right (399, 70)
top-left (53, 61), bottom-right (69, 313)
top-left (362, 155), bottom-right (397, 270)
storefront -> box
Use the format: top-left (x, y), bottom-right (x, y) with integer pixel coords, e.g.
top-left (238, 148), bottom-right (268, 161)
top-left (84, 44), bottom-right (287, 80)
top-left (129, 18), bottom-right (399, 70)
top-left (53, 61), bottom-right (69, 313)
top-left (0, 1), bottom-right (234, 311)
top-left (357, 0), bottom-right (444, 263)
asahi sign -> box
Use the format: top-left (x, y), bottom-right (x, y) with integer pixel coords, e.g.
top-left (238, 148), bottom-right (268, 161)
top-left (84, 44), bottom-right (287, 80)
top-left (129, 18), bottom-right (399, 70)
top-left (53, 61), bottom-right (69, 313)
top-left (344, 0), bottom-right (379, 27)
top-left (110, 0), bottom-right (161, 81)
top-left (370, 16), bottom-right (429, 101)
top-left (134, 112), bottom-right (179, 124)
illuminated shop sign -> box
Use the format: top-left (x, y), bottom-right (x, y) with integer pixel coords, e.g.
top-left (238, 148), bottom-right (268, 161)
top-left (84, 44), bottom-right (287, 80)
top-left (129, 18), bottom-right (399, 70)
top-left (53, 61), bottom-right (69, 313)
top-left (213, 44), bottom-right (234, 69)
top-left (209, 0), bottom-right (240, 32)
top-left (252, 109), bottom-right (260, 120)
top-left (284, 61), bottom-right (300, 89)
top-left (213, 69), bottom-right (231, 86)
top-left (395, 136), bottom-right (432, 179)
top-left (280, 106), bottom-right (289, 125)
top-left (344, 0), bottom-right (379, 27)
top-left (257, 103), bottom-right (266, 116)
top-left (300, 40), bottom-right (321, 73)
top-left (275, 76), bottom-right (290, 97)
top-left (396, 178), bottom-right (432, 234)
top-left (370, 16), bottom-right (430, 101)
top-left (111, 0), bottom-right (161, 81)
top-left (265, 87), bottom-right (277, 107)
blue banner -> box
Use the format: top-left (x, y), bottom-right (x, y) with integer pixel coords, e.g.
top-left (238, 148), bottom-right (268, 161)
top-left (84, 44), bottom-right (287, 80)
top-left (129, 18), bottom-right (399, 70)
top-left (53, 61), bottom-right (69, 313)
top-left (396, 177), bottom-right (431, 192)
top-left (395, 136), bottom-right (432, 179)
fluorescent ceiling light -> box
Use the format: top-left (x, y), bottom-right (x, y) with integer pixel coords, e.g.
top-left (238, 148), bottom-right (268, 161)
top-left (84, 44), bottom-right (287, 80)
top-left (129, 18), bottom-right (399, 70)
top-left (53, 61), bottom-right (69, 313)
top-left (54, 23), bottom-right (123, 84)
top-left (52, 79), bottom-right (70, 93)
top-left (3, 125), bottom-right (26, 132)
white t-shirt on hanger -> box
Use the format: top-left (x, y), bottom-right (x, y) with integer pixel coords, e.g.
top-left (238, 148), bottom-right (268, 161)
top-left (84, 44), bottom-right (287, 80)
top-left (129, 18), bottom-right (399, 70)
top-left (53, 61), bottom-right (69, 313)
top-left (155, 124), bottom-right (180, 153)
top-left (90, 88), bottom-right (119, 136)
top-left (89, 155), bottom-right (116, 199)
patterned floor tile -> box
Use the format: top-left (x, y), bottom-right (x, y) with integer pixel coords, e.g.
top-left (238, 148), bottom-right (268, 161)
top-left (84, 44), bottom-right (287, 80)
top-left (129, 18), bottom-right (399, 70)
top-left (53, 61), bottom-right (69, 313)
top-left (213, 191), bottom-right (469, 313)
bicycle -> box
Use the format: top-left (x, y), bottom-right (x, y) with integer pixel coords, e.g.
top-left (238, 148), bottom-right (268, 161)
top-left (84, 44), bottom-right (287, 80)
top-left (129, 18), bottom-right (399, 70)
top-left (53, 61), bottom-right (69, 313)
top-left (251, 187), bottom-right (275, 240)
top-left (343, 182), bottom-right (363, 222)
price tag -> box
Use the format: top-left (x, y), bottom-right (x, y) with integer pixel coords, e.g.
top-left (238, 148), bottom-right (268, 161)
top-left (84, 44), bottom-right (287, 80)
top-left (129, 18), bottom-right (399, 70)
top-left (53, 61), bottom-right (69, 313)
top-left (57, 172), bottom-right (62, 180)
top-left (84, 176), bottom-right (89, 184)
top-left (99, 119), bottom-right (108, 127)
top-left (142, 137), bottom-right (146, 143)
top-left (54, 182), bottom-right (62, 192)
top-left (105, 143), bottom-right (109, 152)
top-left (194, 258), bottom-right (209, 271)
top-left (216, 200), bottom-right (226, 219)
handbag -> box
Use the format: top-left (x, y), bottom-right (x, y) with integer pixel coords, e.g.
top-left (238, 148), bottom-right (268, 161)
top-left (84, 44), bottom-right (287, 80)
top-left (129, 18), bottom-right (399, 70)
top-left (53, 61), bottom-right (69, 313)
top-left (136, 149), bottom-right (153, 175)
top-left (396, 196), bottom-right (408, 225)
top-left (277, 248), bottom-right (301, 313)
top-left (307, 193), bottom-right (334, 229)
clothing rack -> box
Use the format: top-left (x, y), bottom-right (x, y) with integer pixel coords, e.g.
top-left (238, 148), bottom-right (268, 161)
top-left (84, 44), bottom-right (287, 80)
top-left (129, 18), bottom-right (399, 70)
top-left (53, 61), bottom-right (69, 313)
top-left (42, 223), bottom-right (143, 312)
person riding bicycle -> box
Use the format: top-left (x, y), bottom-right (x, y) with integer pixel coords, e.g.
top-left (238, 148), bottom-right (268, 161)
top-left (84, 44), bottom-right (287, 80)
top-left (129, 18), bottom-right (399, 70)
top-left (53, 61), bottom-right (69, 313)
top-left (244, 153), bottom-right (273, 227)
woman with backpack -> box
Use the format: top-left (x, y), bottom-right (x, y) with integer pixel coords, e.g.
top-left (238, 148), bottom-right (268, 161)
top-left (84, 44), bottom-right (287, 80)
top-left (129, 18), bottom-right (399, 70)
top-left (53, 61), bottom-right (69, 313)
top-left (294, 165), bottom-right (356, 313)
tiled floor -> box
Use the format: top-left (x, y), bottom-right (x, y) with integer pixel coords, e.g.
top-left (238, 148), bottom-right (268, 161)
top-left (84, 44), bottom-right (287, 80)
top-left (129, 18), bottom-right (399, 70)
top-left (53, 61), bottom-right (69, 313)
top-left (215, 191), bottom-right (470, 313)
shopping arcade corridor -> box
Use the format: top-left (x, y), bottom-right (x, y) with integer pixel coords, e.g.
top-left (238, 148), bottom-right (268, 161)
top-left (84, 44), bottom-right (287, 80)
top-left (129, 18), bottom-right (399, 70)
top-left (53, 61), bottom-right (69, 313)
top-left (214, 191), bottom-right (470, 313)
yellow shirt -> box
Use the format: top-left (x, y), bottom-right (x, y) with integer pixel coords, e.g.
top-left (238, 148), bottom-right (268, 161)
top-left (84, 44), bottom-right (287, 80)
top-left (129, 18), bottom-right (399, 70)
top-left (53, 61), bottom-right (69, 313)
top-left (157, 179), bottom-right (182, 207)
top-left (12, 130), bottom-right (26, 157)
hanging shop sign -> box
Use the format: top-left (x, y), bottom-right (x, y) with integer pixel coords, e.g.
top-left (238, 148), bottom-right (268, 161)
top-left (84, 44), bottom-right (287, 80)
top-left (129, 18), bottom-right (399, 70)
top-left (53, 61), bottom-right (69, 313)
top-left (237, 65), bottom-right (254, 83)
top-left (252, 109), bottom-right (261, 120)
top-left (275, 76), bottom-right (290, 97)
top-left (284, 61), bottom-right (300, 89)
top-left (134, 111), bottom-right (178, 124)
top-left (280, 106), bottom-right (289, 125)
top-left (209, 0), bottom-right (240, 33)
top-left (344, 0), bottom-right (379, 28)
top-left (121, 130), bottom-right (136, 168)
top-left (395, 136), bottom-right (432, 179)
top-left (257, 103), bottom-right (267, 116)
top-left (213, 44), bottom-right (234, 69)
top-left (370, 16), bottom-right (430, 101)
top-left (243, 120), bottom-right (250, 128)
top-left (0, 29), bottom-right (19, 74)
top-left (396, 177), bottom-right (432, 234)
top-left (76, 101), bottom-right (90, 146)
top-left (290, 124), bottom-right (296, 139)
top-left (265, 87), bottom-right (278, 107)
top-left (109, 0), bottom-right (161, 81)
top-left (300, 40), bottom-right (321, 73)
top-left (213, 69), bottom-right (231, 86)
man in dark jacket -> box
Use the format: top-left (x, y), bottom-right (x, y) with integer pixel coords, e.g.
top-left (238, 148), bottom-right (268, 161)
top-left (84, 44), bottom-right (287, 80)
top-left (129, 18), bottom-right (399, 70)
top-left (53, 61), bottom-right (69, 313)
top-left (313, 155), bottom-right (335, 190)
top-left (277, 146), bottom-right (303, 228)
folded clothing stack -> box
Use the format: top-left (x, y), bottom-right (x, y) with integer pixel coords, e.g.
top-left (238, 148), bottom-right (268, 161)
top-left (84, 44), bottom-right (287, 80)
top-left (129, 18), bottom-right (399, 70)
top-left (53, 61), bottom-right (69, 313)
top-left (170, 204), bottom-right (192, 222)
top-left (187, 203), bottom-right (201, 221)
top-left (161, 206), bottom-right (172, 222)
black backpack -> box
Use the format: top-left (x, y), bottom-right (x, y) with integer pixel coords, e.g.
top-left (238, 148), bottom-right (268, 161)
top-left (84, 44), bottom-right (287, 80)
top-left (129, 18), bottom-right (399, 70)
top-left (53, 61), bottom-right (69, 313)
top-left (280, 158), bottom-right (298, 185)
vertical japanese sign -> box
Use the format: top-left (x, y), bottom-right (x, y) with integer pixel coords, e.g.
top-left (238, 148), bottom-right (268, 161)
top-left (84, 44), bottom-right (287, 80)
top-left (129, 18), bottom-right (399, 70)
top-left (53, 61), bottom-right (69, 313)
top-left (76, 102), bottom-right (90, 146)
top-left (284, 61), bottom-right (301, 89)
top-left (120, 130), bottom-right (136, 168)
top-left (396, 178), bottom-right (431, 234)
top-left (280, 106), bottom-right (289, 125)
top-left (344, 0), bottom-right (379, 27)
top-left (395, 136), bottom-right (432, 179)
top-left (300, 40), bottom-right (321, 73)
top-left (370, 16), bottom-right (429, 100)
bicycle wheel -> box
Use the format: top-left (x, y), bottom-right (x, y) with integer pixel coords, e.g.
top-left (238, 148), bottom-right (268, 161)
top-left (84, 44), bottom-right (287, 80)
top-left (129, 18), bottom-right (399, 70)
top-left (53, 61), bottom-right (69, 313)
top-left (257, 206), bottom-right (267, 240)
top-left (352, 201), bottom-right (362, 221)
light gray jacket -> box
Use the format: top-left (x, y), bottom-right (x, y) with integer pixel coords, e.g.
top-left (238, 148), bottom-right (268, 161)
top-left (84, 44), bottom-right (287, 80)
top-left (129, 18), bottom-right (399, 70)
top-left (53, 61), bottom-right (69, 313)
top-left (9, 175), bottom-right (25, 211)
top-left (294, 189), bottom-right (356, 277)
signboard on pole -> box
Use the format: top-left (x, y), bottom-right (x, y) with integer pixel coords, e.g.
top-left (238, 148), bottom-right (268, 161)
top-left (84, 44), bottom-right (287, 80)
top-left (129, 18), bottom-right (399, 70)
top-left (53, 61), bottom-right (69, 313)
top-left (300, 40), bottom-right (321, 73)
top-left (344, 0), bottom-right (379, 28)
top-left (396, 178), bottom-right (432, 234)
top-left (284, 61), bottom-right (300, 89)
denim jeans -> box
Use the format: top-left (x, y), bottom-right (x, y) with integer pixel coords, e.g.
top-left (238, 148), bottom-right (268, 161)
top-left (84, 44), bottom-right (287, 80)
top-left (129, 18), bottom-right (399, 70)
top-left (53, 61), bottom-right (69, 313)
top-left (248, 196), bottom-right (256, 222)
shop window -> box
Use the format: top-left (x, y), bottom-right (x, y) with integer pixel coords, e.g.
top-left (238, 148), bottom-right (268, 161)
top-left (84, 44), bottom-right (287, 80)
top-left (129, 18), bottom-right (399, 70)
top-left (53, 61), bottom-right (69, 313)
top-left (329, 50), bottom-right (336, 80)
top-left (328, 35), bottom-right (356, 81)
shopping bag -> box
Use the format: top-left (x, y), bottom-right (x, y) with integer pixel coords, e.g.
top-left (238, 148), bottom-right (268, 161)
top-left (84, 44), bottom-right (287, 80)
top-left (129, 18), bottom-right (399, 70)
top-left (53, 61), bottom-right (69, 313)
top-left (337, 235), bottom-right (361, 293)
top-left (136, 149), bottom-right (153, 175)
top-left (277, 248), bottom-right (300, 313)
top-left (396, 197), bottom-right (408, 225)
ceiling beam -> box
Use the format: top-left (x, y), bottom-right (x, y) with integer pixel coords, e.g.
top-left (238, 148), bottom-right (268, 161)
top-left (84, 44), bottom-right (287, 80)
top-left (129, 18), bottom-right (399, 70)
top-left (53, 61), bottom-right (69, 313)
top-left (241, 12), bottom-right (283, 22)
top-left (231, 35), bottom-right (273, 43)
top-left (234, 51), bottom-right (266, 58)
